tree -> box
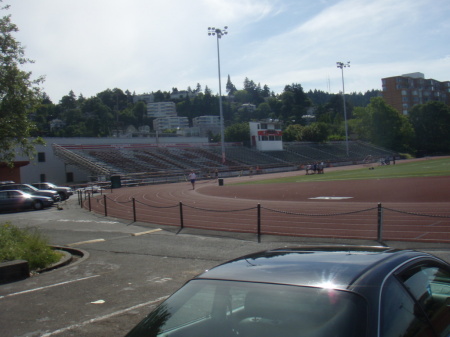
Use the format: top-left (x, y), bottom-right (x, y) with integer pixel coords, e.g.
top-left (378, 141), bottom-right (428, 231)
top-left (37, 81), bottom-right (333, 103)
top-left (409, 101), bottom-right (450, 155)
top-left (280, 84), bottom-right (312, 122)
top-left (283, 124), bottom-right (304, 142)
top-left (224, 122), bottom-right (250, 143)
top-left (0, 3), bottom-right (45, 165)
top-left (301, 122), bottom-right (330, 142)
top-left (225, 75), bottom-right (236, 94)
top-left (350, 97), bottom-right (414, 152)
top-left (59, 90), bottom-right (77, 110)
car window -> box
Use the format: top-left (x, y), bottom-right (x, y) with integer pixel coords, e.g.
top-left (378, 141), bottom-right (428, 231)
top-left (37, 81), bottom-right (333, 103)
top-left (126, 280), bottom-right (367, 337)
top-left (400, 264), bottom-right (450, 337)
top-left (381, 276), bottom-right (435, 337)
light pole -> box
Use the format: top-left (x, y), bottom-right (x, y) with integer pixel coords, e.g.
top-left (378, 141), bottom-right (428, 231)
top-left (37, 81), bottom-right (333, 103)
top-left (336, 61), bottom-right (350, 156)
top-left (208, 26), bottom-right (228, 164)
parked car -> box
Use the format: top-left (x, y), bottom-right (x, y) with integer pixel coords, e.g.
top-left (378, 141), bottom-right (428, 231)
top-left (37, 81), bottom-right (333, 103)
top-left (125, 246), bottom-right (450, 337)
top-left (31, 182), bottom-right (73, 200)
top-left (0, 183), bottom-right (60, 202)
top-left (0, 190), bottom-right (54, 211)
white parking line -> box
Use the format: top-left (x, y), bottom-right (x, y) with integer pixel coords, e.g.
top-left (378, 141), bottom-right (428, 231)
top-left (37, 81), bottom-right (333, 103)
top-left (0, 275), bottom-right (100, 300)
top-left (40, 296), bottom-right (169, 336)
top-left (67, 239), bottom-right (105, 247)
top-left (131, 228), bottom-right (162, 236)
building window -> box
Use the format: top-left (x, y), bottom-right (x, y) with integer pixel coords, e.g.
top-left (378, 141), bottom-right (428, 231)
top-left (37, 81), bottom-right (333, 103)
top-left (66, 172), bottom-right (74, 183)
top-left (37, 152), bottom-right (46, 162)
top-left (40, 174), bottom-right (46, 182)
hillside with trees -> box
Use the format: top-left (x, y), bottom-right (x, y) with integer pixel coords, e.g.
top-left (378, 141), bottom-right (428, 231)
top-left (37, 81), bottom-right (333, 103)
top-left (1, 2), bottom-right (449, 165)
top-left (29, 76), bottom-right (450, 157)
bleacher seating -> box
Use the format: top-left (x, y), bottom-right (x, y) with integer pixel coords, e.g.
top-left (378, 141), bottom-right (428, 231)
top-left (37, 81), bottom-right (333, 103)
top-left (53, 141), bottom-right (397, 181)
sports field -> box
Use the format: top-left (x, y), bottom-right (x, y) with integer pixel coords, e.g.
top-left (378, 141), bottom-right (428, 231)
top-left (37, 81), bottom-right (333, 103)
top-left (87, 157), bottom-right (450, 243)
top-left (241, 157), bottom-right (450, 184)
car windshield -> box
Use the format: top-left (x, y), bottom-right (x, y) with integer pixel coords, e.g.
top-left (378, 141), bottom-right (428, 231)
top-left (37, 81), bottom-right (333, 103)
top-left (126, 279), bottom-right (367, 337)
top-left (44, 183), bottom-right (57, 188)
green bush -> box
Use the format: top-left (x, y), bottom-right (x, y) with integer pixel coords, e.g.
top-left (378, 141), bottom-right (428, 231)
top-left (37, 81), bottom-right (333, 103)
top-left (0, 222), bottom-right (61, 270)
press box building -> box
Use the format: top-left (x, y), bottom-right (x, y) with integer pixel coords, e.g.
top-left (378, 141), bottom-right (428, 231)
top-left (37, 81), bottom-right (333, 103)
top-left (249, 120), bottom-right (283, 151)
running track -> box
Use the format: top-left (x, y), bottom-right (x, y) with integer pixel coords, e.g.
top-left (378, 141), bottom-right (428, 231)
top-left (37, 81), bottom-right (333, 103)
top-left (85, 168), bottom-right (450, 244)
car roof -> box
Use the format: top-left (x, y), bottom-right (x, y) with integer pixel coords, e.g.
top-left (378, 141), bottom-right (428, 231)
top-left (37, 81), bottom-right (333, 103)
top-left (197, 246), bottom-right (435, 290)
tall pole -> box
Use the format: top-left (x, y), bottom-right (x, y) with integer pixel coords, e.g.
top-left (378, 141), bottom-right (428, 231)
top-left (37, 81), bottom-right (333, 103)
top-left (208, 26), bottom-right (228, 164)
top-left (337, 61), bottom-right (350, 156)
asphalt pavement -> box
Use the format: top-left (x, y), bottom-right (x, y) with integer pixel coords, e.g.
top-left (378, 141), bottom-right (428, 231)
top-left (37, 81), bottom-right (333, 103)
top-left (1, 195), bottom-right (450, 337)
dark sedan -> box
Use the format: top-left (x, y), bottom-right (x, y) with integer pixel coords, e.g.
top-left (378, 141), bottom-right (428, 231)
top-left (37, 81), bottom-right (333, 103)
top-left (125, 246), bottom-right (450, 337)
top-left (31, 182), bottom-right (73, 200)
top-left (0, 190), bottom-right (54, 211)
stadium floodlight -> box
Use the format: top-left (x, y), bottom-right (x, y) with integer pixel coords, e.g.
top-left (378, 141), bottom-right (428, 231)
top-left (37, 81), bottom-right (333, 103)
top-left (208, 26), bottom-right (228, 164)
top-left (337, 61), bottom-right (350, 156)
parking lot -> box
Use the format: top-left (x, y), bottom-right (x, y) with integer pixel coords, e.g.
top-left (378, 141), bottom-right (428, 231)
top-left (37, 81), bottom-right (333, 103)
top-left (1, 197), bottom-right (450, 337)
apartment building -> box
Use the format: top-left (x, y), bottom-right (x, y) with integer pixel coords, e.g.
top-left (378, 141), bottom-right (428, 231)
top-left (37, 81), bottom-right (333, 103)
top-left (147, 101), bottom-right (177, 118)
top-left (381, 72), bottom-right (450, 115)
top-left (133, 93), bottom-right (154, 104)
top-left (192, 115), bottom-right (221, 137)
top-left (153, 116), bottom-right (189, 131)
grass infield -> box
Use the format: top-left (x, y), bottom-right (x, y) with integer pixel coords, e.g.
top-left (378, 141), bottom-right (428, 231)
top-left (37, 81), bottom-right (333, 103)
top-left (240, 157), bottom-right (450, 185)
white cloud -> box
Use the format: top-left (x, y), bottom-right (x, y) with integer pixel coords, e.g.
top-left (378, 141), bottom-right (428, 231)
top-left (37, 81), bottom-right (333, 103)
top-left (8, 0), bottom-right (450, 101)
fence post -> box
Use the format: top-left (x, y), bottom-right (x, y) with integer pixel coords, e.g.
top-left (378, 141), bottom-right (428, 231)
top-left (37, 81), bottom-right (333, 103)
top-left (377, 202), bottom-right (383, 242)
top-left (133, 198), bottom-right (136, 222)
top-left (179, 201), bottom-right (184, 229)
top-left (257, 203), bottom-right (261, 243)
top-left (104, 195), bottom-right (108, 217)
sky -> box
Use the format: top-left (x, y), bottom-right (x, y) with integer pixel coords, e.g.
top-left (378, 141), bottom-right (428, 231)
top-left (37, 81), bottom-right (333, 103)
top-left (8, 0), bottom-right (450, 103)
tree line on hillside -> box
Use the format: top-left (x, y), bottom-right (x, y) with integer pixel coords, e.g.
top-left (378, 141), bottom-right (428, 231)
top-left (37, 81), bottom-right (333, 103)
top-left (1, 2), bottom-right (450, 167)
top-left (30, 82), bottom-right (378, 137)
top-left (32, 82), bottom-right (450, 157)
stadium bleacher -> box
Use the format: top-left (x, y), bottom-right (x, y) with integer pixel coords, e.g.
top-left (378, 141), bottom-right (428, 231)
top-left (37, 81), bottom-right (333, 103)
top-left (53, 141), bottom-right (397, 183)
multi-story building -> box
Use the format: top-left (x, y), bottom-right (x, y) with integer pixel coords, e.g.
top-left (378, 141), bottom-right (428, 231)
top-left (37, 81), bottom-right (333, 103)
top-left (133, 93), bottom-right (154, 104)
top-left (153, 116), bottom-right (189, 131)
top-left (239, 103), bottom-right (256, 112)
top-left (381, 72), bottom-right (450, 115)
top-left (170, 90), bottom-right (197, 100)
top-left (147, 101), bottom-right (177, 118)
top-left (192, 115), bottom-right (221, 137)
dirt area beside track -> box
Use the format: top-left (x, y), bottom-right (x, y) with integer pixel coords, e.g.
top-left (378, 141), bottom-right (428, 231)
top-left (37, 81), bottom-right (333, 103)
top-left (199, 176), bottom-right (450, 203)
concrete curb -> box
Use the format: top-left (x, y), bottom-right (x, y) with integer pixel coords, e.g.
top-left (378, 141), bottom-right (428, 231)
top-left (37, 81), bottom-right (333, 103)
top-left (0, 246), bottom-right (87, 284)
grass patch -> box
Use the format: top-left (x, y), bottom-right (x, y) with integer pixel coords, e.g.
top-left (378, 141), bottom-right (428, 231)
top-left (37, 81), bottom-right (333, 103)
top-left (0, 222), bottom-right (62, 271)
top-left (240, 157), bottom-right (450, 185)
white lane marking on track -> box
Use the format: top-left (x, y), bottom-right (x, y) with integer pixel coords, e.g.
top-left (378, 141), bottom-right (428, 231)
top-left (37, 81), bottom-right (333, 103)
top-left (0, 275), bottom-right (100, 300)
top-left (40, 296), bottom-right (169, 336)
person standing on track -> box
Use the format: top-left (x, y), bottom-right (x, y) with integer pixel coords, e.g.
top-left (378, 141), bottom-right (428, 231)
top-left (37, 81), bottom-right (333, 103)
top-left (189, 171), bottom-right (196, 190)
